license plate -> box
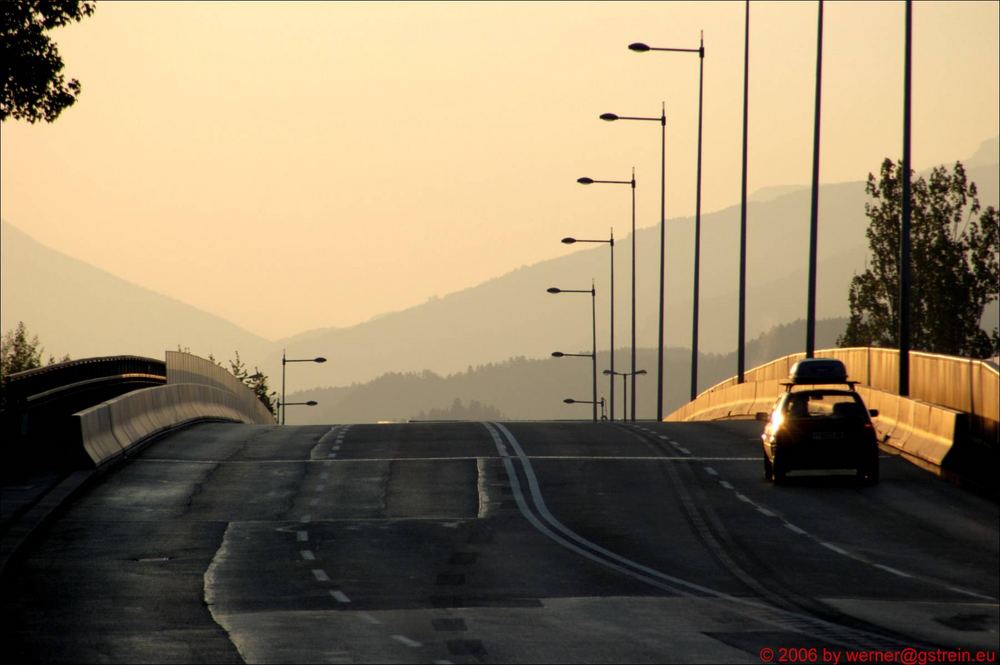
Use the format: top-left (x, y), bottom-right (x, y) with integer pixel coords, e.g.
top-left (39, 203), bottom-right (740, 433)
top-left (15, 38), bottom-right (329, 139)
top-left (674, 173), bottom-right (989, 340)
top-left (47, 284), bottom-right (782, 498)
top-left (812, 431), bottom-right (844, 440)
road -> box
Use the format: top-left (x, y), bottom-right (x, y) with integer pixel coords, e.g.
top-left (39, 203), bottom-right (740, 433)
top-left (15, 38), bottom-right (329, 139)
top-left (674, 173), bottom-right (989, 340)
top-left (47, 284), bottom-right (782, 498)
top-left (3, 420), bottom-right (997, 663)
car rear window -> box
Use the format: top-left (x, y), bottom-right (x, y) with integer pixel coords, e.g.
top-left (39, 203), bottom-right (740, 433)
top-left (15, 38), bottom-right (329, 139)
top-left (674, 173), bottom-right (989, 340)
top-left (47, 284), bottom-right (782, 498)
top-left (784, 393), bottom-right (864, 419)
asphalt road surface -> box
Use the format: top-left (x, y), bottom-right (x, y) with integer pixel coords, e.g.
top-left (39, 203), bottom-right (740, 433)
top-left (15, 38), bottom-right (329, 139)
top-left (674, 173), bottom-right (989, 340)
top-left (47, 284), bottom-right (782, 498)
top-left (3, 420), bottom-right (998, 663)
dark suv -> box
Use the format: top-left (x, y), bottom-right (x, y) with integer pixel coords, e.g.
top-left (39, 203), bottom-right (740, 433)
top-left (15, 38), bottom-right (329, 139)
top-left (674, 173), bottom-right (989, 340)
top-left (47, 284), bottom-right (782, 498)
top-left (756, 359), bottom-right (880, 485)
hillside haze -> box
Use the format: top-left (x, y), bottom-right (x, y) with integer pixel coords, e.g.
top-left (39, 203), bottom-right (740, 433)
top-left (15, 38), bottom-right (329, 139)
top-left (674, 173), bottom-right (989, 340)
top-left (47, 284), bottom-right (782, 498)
top-left (3, 139), bottom-right (996, 395)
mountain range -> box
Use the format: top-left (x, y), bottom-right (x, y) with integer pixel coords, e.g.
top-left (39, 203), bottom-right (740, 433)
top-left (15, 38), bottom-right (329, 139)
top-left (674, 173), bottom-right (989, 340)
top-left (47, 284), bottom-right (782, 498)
top-left (3, 137), bottom-right (997, 404)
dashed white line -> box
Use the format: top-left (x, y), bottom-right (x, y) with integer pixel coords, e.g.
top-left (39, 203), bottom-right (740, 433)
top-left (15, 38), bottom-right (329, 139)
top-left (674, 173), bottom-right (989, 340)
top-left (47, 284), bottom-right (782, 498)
top-left (704, 467), bottom-right (719, 476)
top-left (734, 493), bottom-right (752, 503)
top-left (358, 612), bottom-right (382, 625)
top-left (784, 523), bottom-right (807, 535)
top-left (719, 480), bottom-right (734, 490)
top-left (329, 590), bottom-right (351, 603)
top-left (756, 507), bottom-right (777, 517)
top-left (677, 446), bottom-right (692, 455)
top-left (297, 530), bottom-right (309, 542)
top-left (948, 586), bottom-right (996, 601)
top-left (391, 635), bottom-right (422, 648)
top-left (312, 569), bottom-right (330, 582)
top-left (300, 550), bottom-right (316, 560)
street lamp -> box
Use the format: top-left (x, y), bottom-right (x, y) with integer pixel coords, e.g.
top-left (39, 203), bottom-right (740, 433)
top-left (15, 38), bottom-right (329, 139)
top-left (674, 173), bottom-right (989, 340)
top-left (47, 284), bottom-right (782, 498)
top-left (281, 350), bottom-right (327, 425)
top-left (600, 106), bottom-right (666, 419)
top-left (603, 368), bottom-right (647, 421)
top-left (629, 35), bottom-right (704, 401)
top-left (578, 171), bottom-right (638, 421)
top-left (563, 397), bottom-right (606, 421)
top-left (562, 233), bottom-right (615, 420)
top-left (549, 284), bottom-right (598, 422)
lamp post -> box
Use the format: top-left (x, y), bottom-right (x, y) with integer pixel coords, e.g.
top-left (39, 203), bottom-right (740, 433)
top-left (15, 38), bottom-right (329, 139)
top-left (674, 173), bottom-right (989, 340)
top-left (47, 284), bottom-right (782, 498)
top-left (281, 350), bottom-right (327, 425)
top-left (899, 0), bottom-right (913, 397)
top-left (603, 368), bottom-right (647, 421)
top-left (629, 35), bottom-right (704, 401)
top-left (578, 171), bottom-right (638, 421)
top-left (738, 0), bottom-right (750, 383)
top-left (562, 234), bottom-right (615, 420)
top-left (600, 107), bottom-right (666, 419)
top-left (564, 397), bottom-right (606, 421)
top-left (549, 284), bottom-right (598, 422)
top-left (806, 1), bottom-right (824, 358)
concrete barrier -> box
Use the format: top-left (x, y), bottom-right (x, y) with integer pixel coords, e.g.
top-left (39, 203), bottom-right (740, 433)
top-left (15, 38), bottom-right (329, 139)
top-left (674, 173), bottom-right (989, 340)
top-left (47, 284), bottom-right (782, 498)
top-left (72, 382), bottom-right (271, 467)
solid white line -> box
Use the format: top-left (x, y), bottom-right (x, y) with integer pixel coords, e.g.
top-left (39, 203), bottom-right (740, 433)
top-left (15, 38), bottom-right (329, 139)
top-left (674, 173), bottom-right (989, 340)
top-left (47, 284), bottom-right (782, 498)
top-left (329, 590), bottom-right (351, 603)
top-left (297, 530), bottom-right (309, 542)
top-left (312, 569), bottom-right (330, 581)
top-left (784, 523), bottom-right (807, 535)
top-left (391, 635), bottom-right (422, 648)
top-left (300, 550), bottom-right (315, 560)
top-left (873, 564), bottom-right (913, 578)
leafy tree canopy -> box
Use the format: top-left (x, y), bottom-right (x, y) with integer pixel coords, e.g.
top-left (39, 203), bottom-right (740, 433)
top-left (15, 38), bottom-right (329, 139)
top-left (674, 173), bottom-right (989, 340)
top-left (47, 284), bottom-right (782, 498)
top-left (839, 159), bottom-right (999, 357)
top-left (1, 0), bottom-right (96, 123)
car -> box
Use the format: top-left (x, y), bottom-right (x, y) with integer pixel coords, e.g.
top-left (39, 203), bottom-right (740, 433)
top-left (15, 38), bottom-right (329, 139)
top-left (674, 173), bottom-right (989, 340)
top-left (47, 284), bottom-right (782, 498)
top-left (756, 359), bottom-right (880, 485)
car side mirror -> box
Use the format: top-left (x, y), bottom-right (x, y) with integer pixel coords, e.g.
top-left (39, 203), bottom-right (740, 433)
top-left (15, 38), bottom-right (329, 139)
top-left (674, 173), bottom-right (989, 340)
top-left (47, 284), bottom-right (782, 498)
top-left (868, 409), bottom-right (879, 417)
top-left (755, 412), bottom-right (769, 422)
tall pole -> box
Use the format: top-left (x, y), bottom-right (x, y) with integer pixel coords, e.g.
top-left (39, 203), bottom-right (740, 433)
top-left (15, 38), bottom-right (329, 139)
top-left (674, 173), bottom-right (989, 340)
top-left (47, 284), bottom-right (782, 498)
top-left (630, 170), bottom-right (637, 420)
top-left (691, 32), bottom-right (705, 400)
top-left (899, 0), bottom-right (912, 397)
top-left (280, 348), bottom-right (286, 425)
top-left (657, 103), bottom-right (666, 419)
top-left (737, 0), bottom-right (750, 384)
top-left (806, 0), bottom-right (824, 358)
top-left (592, 283), bottom-right (598, 421)
top-left (609, 229), bottom-right (616, 421)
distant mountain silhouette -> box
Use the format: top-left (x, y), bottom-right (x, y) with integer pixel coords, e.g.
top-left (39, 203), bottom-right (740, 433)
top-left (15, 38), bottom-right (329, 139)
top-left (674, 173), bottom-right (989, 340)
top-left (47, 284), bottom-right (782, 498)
top-left (4, 138), bottom-right (996, 394)
top-left (1, 221), bottom-right (271, 361)
top-left (284, 317), bottom-right (850, 423)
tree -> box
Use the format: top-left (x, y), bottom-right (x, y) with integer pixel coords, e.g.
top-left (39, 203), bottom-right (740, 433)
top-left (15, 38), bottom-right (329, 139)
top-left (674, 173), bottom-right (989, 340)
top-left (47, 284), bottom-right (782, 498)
top-left (839, 159), bottom-right (999, 357)
top-left (227, 351), bottom-right (277, 419)
top-left (1, 0), bottom-right (96, 123)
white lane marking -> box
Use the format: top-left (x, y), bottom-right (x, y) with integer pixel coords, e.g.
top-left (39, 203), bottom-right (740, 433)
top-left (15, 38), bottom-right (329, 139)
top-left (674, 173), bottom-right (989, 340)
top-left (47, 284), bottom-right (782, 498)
top-left (784, 523), bottom-right (808, 535)
top-left (317, 427), bottom-right (339, 446)
top-left (329, 590), bottom-right (351, 603)
top-left (719, 480), bottom-right (734, 490)
top-left (358, 612), bottom-right (382, 625)
top-left (677, 446), bottom-right (692, 455)
top-left (297, 530), bottom-right (309, 542)
top-left (873, 564), bottom-right (913, 578)
top-left (300, 550), bottom-right (316, 560)
top-left (434, 660), bottom-right (454, 665)
top-left (658, 435), bottom-right (669, 440)
top-left (948, 586), bottom-right (996, 601)
top-left (391, 635), bottom-right (422, 648)
top-left (820, 542), bottom-right (849, 556)
top-left (734, 493), bottom-right (752, 503)
top-left (300, 514), bottom-right (312, 523)
top-left (312, 569), bottom-right (330, 582)
top-left (756, 506), bottom-right (777, 517)
top-left (320, 472), bottom-right (330, 480)
top-left (704, 467), bottom-right (719, 476)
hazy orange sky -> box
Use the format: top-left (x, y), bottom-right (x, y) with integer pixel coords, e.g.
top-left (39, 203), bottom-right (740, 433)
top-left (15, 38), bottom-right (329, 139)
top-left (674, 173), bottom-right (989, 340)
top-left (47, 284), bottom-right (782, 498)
top-left (2, 1), bottom-right (998, 340)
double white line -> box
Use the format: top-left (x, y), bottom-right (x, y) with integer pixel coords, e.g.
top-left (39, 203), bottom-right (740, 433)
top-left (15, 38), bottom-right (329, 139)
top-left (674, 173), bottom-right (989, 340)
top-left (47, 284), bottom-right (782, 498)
top-left (482, 422), bottom-right (916, 650)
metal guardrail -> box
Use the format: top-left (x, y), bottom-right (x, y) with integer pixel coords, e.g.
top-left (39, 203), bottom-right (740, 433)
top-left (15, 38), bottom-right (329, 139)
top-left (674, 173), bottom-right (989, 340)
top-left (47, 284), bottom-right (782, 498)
top-left (2, 356), bottom-right (166, 406)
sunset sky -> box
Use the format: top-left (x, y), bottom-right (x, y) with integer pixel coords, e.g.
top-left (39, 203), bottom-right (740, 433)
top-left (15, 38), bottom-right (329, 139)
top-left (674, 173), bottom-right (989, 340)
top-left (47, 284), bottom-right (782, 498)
top-left (2, 1), bottom-right (998, 340)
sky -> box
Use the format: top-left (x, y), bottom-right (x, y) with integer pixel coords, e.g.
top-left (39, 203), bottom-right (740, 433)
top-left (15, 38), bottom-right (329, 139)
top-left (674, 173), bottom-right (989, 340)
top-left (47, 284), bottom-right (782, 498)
top-left (2, 1), bottom-right (998, 341)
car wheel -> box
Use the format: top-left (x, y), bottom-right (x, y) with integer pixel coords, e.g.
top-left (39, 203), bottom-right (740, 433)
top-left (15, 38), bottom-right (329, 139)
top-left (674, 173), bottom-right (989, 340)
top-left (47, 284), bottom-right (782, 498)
top-left (857, 455), bottom-right (879, 486)
top-left (772, 454), bottom-right (787, 484)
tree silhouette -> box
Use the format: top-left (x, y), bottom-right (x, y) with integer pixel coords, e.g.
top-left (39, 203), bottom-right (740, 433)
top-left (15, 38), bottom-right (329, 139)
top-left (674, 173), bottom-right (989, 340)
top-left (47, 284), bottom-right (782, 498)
top-left (839, 159), bottom-right (999, 357)
top-left (1, 0), bottom-right (96, 123)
